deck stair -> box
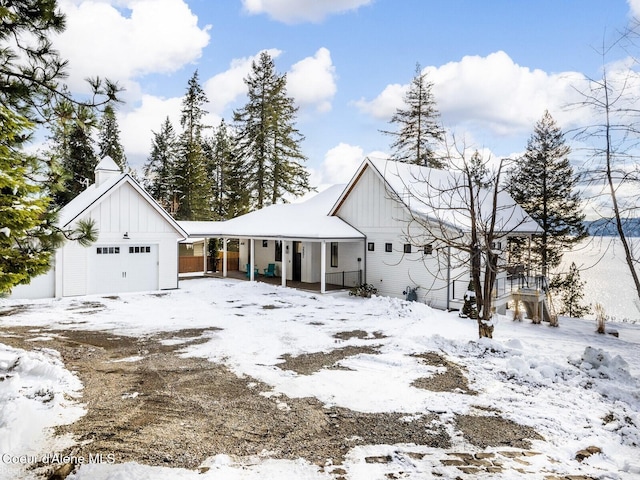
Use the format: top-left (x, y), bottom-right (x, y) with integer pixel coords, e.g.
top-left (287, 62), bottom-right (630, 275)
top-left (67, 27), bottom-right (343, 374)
top-left (512, 287), bottom-right (558, 325)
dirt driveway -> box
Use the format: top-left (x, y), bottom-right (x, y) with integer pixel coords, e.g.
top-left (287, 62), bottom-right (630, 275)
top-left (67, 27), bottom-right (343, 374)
top-left (0, 325), bottom-right (555, 479)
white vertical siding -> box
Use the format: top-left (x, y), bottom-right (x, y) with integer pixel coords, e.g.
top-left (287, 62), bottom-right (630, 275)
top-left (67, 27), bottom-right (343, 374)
top-left (335, 165), bottom-right (456, 309)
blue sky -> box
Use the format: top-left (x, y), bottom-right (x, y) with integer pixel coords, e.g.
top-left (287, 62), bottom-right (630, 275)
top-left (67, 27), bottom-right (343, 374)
top-left (53, 0), bottom-right (639, 188)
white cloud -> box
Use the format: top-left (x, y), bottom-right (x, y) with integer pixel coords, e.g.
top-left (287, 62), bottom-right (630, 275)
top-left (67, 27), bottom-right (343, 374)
top-left (204, 49), bottom-right (282, 115)
top-left (355, 51), bottom-right (587, 141)
top-left (242, 0), bottom-right (373, 23)
top-left (353, 83), bottom-right (406, 119)
top-left (319, 143), bottom-right (388, 185)
top-left (628, 0), bottom-right (640, 17)
top-left (55, 0), bottom-right (210, 90)
top-left (287, 48), bottom-right (337, 113)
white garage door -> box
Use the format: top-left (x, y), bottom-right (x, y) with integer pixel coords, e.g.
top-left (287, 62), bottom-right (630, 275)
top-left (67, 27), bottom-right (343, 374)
top-left (88, 244), bottom-right (159, 295)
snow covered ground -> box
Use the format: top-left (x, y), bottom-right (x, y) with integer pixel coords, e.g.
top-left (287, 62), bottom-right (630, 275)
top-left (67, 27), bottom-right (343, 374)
top-left (1, 277), bottom-right (639, 479)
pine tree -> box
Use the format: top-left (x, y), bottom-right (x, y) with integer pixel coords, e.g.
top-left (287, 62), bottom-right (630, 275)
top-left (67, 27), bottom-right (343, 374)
top-left (507, 111), bottom-right (586, 277)
top-left (234, 52), bottom-right (311, 209)
top-left (98, 104), bottom-right (127, 170)
top-left (144, 117), bottom-right (179, 214)
top-left (382, 63), bottom-right (445, 168)
top-left (175, 71), bottom-right (211, 220)
top-left (0, 107), bottom-right (58, 292)
top-left (49, 102), bottom-right (99, 206)
top-left (205, 119), bottom-right (250, 219)
top-left (551, 262), bottom-right (591, 318)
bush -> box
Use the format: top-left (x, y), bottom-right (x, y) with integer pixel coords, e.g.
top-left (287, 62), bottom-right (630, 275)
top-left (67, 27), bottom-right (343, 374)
top-left (594, 303), bottom-right (607, 334)
top-left (349, 283), bottom-right (378, 298)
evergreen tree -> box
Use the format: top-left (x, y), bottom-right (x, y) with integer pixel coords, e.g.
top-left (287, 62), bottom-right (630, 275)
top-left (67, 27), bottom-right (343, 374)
top-left (98, 104), bottom-right (127, 170)
top-left (205, 120), bottom-right (250, 219)
top-left (234, 52), bottom-right (312, 209)
top-left (0, 0), bottom-right (112, 290)
top-left (551, 262), bottom-right (591, 318)
top-left (507, 111), bottom-right (586, 276)
top-left (382, 63), bottom-right (445, 168)
top-left (48, 100), bottom-right (98, 205)
top-left (175, 71), bottom-right (211, 220)
top-left (0, 107), bottom-right (96, 293)
top-left (144, 117), bottom-right (180, 214)
top-left (0, 1), bottom-right (119, 121)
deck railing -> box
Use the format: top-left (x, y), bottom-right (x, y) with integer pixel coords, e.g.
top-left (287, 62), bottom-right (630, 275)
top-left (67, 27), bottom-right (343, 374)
top-left (452, 274), bottom-right (548, 301)
top-left (325, 270), bottom-right (362, 288)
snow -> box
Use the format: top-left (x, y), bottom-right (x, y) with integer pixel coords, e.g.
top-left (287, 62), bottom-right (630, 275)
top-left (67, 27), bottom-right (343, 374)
top-left (1, 277), bottom-right (639, 479)
top-left (178, 184), bottom-right (362, 240)
top-left (0, 344), bottom-right (84, 478)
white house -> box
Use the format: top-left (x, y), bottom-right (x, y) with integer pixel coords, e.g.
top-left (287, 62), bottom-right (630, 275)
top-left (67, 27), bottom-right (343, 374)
top-left (330, 158), bottom-right (541, 311)
top-left (179, 157), bottom-right (541, 313)
top-left (10, 157), bottom-right (187, 299)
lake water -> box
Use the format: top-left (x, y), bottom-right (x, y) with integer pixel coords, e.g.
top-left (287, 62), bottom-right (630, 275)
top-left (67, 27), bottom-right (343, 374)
top-left (561, 237), bottom-right (640, 323)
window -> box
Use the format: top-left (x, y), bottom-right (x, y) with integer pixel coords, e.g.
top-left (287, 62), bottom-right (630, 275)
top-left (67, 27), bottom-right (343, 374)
top-left (423, 244), bottom-right (433, 255)
top-left (385, 243), bottom-right (392, 253)
top-left (129, 246), bottom-right (151, 254)
top-left (367, 242), bottom-right (375, 251)
top-left (330, 242), bottom-right (338, 267)
top-left (491, 241), bottom-right (502, 250)
top-left (275, 241), bottom-right (282, 262)
top-left (403, 243), bottom-right (412, 254)
top-left (97, 246), bottom-right (120, 254)
top-left (262, 240), bottom-right (268, 248)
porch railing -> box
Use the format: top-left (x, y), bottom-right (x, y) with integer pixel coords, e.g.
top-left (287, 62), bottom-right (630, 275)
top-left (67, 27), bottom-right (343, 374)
top-left (452, 274), bottom-right (548, 301)
top-left (325, 270), bottom-right (362, 288)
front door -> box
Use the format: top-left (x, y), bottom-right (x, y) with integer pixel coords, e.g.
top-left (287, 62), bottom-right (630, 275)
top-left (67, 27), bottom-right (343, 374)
top-left (292, 241), bottom-right (302, 282)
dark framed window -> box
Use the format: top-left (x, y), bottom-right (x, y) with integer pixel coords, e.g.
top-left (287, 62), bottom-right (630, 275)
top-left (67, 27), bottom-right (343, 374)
top-left (385, 243), bottom-right (392, 253)
top-left (262, 240), bottom-right (268, 248)
top-left (275, 240), bottom-right (282, 262)
top-left (491, 241), bottom-right (502, 250)
top-left (367, 242), bottom-right (375, 251)
top-left (330, 242), bottom-right (338, 267)
top-left (403, 243), bottom-right (412, 254)
top-left (97, 246), bottom-right (120, 255)
top-left (424, 244), bottom-right (433, 255)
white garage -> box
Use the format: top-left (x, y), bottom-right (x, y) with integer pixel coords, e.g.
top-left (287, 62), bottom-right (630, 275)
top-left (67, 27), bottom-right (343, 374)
top-left (10, 157), bottom-right (186, 299)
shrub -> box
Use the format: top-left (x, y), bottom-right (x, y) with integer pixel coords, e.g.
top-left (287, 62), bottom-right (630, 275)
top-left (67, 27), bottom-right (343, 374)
top-left (349, 283), bottom-right (378, 298)
top-left (594, 303), bottom-right (607, 334)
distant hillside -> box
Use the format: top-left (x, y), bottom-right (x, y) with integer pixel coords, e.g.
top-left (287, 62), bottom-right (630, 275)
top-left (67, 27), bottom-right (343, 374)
top-left (585, 218), bottom-right (640, 237)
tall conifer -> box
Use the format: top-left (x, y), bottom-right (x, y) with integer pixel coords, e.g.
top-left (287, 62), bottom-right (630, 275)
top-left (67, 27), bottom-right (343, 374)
top-left (144, 117), bottom-right (179, 214)
top-left (175, 71), bottom-right (211, 220)
top-left (508, 111), bottom-right (586, 276)
top-left (98, 104), bottom-right (127, 170)
top-left (382, 64), bottom-right (445, 168)
top-left (234, 52), bottom-right (311, 209)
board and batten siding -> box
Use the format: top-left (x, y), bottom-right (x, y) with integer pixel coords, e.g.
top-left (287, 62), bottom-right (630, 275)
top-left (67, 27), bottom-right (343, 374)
top-left (335, 165), bottom-right (455, 308)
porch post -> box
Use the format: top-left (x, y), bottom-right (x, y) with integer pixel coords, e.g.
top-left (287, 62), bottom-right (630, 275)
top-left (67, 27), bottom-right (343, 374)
top-left (222, 237), bottom-right (228, 278)
top-left (281, 239), bottom-right (287, 287)
top-left (250, 238), bottom-right (255, 281)
top-left (203, 238), bottom-right (208, 273)
top-left (320, 240), bottom-right (326, 294)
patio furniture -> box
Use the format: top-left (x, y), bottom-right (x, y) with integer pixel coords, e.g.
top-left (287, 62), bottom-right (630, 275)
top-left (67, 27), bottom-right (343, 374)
top-left (264, 263), bottom-right (276, 277)
top-left (245, 264), bottom-right (259, 278)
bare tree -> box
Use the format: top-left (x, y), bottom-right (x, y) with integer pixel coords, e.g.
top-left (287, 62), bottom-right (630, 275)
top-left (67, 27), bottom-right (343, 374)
top-left (382, 138), bottom-right (539, 338)
top-left (570, 34), bottom-right (640, 305)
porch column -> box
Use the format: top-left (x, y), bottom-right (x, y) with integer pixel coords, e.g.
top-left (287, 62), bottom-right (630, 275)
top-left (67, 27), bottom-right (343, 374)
top-left (222, 237), bottom-right (228, 278)
top-left (320, 240), bottom-right (326, 294)
top-left (203, 238), bottom-right (208, 272)
top-left (281, 239), bottom-right (287, 287)
top-left (250, 238), bottom-right (255, 281)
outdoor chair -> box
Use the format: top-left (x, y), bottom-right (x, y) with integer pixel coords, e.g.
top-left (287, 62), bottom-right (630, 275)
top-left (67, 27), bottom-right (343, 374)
top-left (245, 263), bottom-right (260, 278)
top-left (264, 263), bottom-right (276, 277)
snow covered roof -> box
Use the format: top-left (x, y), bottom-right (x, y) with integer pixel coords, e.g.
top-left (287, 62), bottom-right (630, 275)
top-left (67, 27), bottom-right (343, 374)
top-left (179, 184), bottom-right (365, 241)
top-left (57, 173), bottom-right (187, 238)
top-left (333, 157), bottom-right (541, 235)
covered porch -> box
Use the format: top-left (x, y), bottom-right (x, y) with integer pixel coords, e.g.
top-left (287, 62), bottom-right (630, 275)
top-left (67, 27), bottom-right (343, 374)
top-left (178, 186), bottom-right (366, 294)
